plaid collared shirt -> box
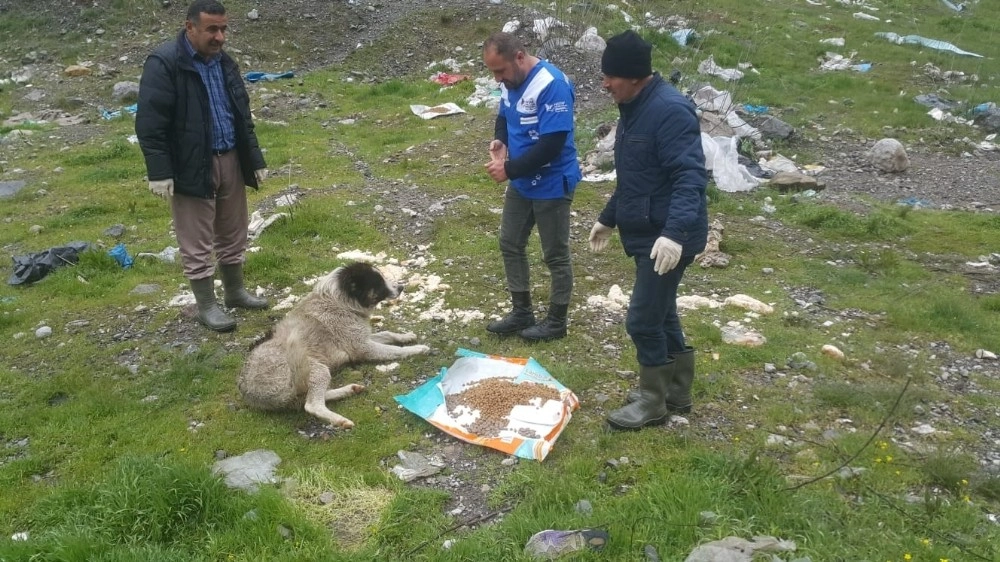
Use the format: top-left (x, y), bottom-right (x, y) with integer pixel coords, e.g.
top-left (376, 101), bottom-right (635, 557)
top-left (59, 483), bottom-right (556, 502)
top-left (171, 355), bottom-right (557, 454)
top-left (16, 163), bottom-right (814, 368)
top-left (183, 35), bottom-right (236, 152)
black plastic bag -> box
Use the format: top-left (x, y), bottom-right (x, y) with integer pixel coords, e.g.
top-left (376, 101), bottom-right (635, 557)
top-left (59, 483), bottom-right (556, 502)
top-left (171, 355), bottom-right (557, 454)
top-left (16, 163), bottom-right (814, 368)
top-left (8, 241), bottom-right (91, 285)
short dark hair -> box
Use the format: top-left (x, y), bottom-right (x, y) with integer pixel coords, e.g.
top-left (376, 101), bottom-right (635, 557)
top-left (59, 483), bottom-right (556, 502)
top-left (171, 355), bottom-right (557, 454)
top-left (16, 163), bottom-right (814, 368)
top-left (187, 0), bottom-right (226, 23)
top-left (484, 32), bottom-right (525, 61)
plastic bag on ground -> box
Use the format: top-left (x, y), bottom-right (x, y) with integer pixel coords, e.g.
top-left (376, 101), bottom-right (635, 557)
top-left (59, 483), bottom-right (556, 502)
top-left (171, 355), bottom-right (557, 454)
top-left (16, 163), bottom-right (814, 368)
top-left (701, 134), bottom-right (760, 192)
top-left (8, 241), bottom-right (91, 285)
top-left (524, 529), bottom-right (608, 560)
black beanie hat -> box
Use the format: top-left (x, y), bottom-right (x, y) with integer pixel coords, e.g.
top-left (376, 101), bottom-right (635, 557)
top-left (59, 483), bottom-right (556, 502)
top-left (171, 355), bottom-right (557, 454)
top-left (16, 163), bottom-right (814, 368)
top-left (601, 30), bottom-right (652, 79)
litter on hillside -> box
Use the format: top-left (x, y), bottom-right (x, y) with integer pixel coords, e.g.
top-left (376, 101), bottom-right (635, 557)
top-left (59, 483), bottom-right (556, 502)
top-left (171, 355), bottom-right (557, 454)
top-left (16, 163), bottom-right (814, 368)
top-left (108, 243), bottom-right (134, 269)
top-left (8, 241), bottom-right (91, 285)
top-left (394, 349), bottom-right (579, 461)
top-left (875, 32), bottom-right (983, 57)
top-left (409, 102), bottom-right (466, 119)
top-left (244, 71), bottom-right (295, 83)
top-left (430, 72), bottom-right (469, 86)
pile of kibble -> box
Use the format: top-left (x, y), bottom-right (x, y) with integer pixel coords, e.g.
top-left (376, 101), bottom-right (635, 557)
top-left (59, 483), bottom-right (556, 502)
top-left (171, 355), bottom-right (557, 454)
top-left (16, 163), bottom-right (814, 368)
top-left (446, 378), bottom-right (562, 438)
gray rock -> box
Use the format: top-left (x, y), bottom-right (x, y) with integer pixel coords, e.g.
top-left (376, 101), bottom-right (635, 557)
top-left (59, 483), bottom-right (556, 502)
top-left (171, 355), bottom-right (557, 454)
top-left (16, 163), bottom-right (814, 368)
top-left (973, 108), bottom-right (1000, 134)
top-left (130, 284), bottom-right (160, 295)
top-left (103, 223), bottom-right (126, 237)
top-left (212, 449), bottom-right (282, 491)
top-left (758, 116), bottom-right (794, 140)
top-left (0, 181), bottom-right (27, 199)
top-left (867, 138), bottom-right (909, 173)
top-left (111, 81), bottom-right (140, 103)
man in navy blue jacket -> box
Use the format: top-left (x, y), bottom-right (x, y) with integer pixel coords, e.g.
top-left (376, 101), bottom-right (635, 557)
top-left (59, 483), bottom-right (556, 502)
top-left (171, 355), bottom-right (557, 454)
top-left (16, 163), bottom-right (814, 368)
top-left (588, 30), bottom-right (709, 430)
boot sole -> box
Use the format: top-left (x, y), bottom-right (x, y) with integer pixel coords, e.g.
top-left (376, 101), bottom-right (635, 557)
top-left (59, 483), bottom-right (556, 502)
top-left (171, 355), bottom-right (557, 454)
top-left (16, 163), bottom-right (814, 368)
top-left (199, 318), bottom-right (237, 332)
top-left (518, 332), bottom-right (567, 342)
top-left (606, 413), bottom-right (668, 431)
top-left (225, 302), bottom-right (270, 310)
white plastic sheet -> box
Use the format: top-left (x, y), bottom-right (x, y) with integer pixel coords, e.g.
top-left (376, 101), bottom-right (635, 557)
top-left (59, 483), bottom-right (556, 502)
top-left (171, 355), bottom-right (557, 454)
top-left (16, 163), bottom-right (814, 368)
top-left (701, 134), bottom-right (760, 192)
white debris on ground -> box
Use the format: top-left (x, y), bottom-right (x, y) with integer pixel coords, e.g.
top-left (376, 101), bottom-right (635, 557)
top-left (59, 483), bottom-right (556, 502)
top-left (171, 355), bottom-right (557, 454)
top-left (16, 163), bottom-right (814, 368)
top-left (586, 284), bottom-right (630, 311)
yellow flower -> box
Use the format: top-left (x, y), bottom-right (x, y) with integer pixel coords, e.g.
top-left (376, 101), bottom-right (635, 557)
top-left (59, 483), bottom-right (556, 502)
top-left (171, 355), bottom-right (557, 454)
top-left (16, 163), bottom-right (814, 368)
top-left (875, 457), bottom-right (883, 463)
top-left (920, 538), bottom-right (931, 547)
top-left (961, 479), bottom-right (969, 486)
top-left (895, 470), bottom-right (901, 475)
top-left (904, 554), bottom-right (912, 561)
top-left (940, 558), bottom-right (950, 562)
top-left (963, 495), bottom-right (971, 503)
top-left (734, 437), bottom-right (740, 442)
top-left (885, 455), bottom-right (893, 463)
top-left (879, 441), bottom-right (888, 449)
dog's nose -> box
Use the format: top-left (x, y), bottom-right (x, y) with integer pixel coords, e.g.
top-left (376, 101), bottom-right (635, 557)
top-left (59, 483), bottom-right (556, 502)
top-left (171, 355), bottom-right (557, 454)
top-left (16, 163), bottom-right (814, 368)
top-left (395, 283), bottom-right (405, 294)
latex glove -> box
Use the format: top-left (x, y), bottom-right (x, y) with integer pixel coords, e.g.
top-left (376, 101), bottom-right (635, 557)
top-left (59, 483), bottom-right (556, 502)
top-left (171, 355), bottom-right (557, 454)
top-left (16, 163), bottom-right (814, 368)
top-left (650, 236), bottom-right (682, 275)
top-left (148, 179), bottom-right (174, 198)
top-left (254, 168), bottom-right (268, 183)
top-left (589, 221), bottom-right (613, 253)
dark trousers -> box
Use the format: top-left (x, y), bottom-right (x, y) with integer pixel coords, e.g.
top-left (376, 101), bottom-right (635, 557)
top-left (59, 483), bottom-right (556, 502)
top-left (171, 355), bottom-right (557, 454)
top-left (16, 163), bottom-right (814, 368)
top-left (498, 188), bottom-right (573, 305)
top-left (171, 151), bottom-right (249, 280)
top-left (626, 254), bottom-right (695, 366)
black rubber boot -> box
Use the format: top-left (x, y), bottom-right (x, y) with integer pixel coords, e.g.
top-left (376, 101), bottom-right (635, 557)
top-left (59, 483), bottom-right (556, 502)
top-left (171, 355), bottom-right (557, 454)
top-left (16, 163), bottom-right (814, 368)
top-left (519, 303), bottom-right (568, 341)
top-left (626, 346), bottom-right (695, 413)
top-left (607, 363), bottom-right (672, 430)
top-left (486, 291), bottom-right (535, 335)
top-left (220, 263), bottom-right (268, 310)
top-left (190, 277), bottom-right (236, 332)
top-left (664, 347), bottom-right (694, 413)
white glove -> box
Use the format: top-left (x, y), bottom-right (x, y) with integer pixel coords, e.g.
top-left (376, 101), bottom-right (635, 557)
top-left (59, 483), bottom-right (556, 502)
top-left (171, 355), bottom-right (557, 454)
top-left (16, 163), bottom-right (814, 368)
top-left (650, 236), bottom-right (682, 275)
top-left (589, 221), bottom-right (613, 253)
top-left (148, 179), bottom-right (174, 198)
top-left (254, 168), bottom-right (268, 183)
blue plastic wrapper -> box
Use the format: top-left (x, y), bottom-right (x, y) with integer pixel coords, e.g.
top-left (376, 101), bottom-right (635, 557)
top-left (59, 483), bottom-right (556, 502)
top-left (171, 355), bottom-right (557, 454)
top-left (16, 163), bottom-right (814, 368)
top-left (108, 243), bottom-right (134, 269)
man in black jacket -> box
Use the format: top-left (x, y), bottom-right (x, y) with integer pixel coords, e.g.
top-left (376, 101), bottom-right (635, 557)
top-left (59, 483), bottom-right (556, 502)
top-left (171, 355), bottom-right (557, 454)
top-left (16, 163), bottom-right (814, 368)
top-left (136, 0), bottom-right (268, 332)
top-left (589, 30), bottom-right (709, 430)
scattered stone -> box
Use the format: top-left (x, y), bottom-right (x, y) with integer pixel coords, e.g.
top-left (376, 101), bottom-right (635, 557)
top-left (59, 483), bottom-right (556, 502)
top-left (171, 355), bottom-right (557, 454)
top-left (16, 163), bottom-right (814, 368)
top-left (574, 499), bottom-right (593, 515)
top-left (318, 491), bottom-right (335, 504)
top-left (247, 8), bottom-right (259, 20)
top-left (35, 326), bottom-right (52, 338)
top-left (103, 223), bottom-right (126, 238)
top-left (211, 449), bottom-right (282, 491)
top-left (390, 450), bottom-right (444, 482)
top-left (769, 171), bottom-right (823, 192)
top-left (867, 138), bottom-right (909, 173)
top-left (0, 181), bottom-right (27, 199)
top-left (758, 115), bottom-right (794, 140)
top-left (975, 349), bottom-right (997, 360)
top-left (111, 81), bottom-right (140, 102)
top-left (821, 344), bottom-right (844, 361)
top-left (64, 65), bottom-right (92, 77)
top-left (721, 324), bottom-right (766, 347)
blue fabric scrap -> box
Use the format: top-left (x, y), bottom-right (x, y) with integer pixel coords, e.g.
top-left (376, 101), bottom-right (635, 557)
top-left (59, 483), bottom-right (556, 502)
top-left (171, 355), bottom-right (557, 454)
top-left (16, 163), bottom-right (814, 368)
top-left (245, 71), bottom-right (295, 83)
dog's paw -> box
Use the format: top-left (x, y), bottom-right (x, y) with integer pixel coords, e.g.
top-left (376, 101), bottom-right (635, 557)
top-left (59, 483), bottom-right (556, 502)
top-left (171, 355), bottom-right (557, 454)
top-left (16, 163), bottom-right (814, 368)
top-left (349, 383), bottom-right (365, 395)
top-left (335, 418), bottom-right (355, 429)
top-left (397, 332), bottom-right (418, 344)
top-left (409, 344), bottom-right (431, 355)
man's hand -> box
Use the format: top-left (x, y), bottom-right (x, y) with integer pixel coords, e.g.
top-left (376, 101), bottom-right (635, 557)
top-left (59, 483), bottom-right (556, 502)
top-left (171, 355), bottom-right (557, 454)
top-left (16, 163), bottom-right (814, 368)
top-left (650, 236), bottom-right (682, 275)
top-left (589, 222), bottom-right (613, 252)
top-left (149, 179), bottom-right (174, 198)
top-left (254, 168), bottom-right (268, 183)
top-left (488, 139), bottom-right (507, 163)
top-left (485, 157), bottom-right (508, 183)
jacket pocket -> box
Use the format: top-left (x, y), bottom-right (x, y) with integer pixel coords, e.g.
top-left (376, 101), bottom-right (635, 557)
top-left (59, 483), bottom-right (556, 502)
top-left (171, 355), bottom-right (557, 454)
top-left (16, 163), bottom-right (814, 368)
top-left (616, 194), bottom-right (651, 232)
top-left (621, 133), bottom-right (656, 171)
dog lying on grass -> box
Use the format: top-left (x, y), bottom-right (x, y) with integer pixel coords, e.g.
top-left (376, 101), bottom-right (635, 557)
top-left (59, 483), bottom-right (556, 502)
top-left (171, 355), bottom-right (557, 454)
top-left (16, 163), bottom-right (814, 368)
top-left (238, 262), bottom-right (430, 428)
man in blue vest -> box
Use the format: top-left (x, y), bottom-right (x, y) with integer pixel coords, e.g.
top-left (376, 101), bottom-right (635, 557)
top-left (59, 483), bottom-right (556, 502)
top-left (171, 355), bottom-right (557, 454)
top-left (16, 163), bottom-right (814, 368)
top-left (589, 30), bottom-right (709, 430)
top-left (482, 32), bottom-right (582, 341)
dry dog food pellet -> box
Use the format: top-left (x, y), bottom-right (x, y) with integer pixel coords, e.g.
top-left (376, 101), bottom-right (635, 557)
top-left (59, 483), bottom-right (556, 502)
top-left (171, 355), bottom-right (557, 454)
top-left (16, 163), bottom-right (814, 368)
top-left (446, 378), bottom-right (561, 438)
